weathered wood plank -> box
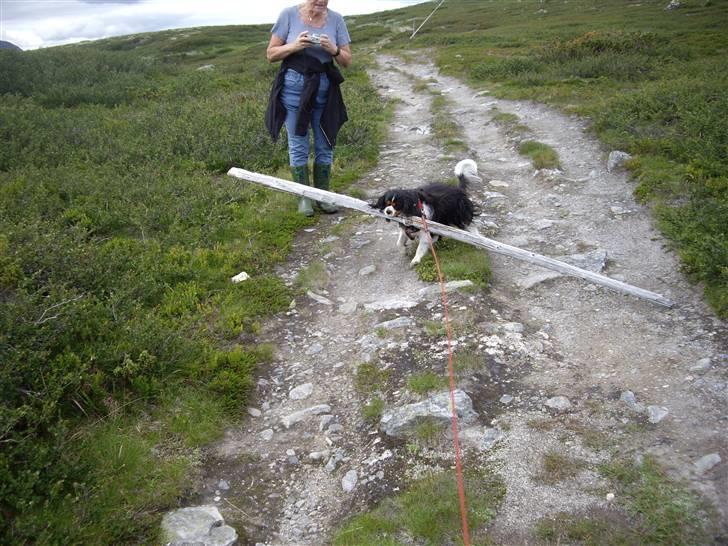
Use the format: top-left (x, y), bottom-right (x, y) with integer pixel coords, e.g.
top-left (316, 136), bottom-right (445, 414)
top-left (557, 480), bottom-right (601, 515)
top-left (227, 167), bottom-right (675, 308)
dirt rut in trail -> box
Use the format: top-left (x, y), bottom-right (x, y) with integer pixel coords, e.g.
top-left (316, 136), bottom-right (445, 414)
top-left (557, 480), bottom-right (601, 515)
top-left (194, 55), bottom-right (727, 544)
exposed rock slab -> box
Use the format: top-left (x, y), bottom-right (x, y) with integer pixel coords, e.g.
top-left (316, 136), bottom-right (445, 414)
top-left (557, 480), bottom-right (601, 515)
top-left (379, 390), bottom-right (478, 438)
top-left (161, 505), bottom-right (237, 546)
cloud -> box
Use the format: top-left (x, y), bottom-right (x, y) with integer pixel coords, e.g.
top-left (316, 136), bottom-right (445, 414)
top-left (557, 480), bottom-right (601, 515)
top-left (1, 0), bottom-right (428, 50)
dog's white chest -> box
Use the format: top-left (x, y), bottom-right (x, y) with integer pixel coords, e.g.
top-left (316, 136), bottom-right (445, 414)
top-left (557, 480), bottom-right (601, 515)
top-left (421, 203), bottom-right (434, 220)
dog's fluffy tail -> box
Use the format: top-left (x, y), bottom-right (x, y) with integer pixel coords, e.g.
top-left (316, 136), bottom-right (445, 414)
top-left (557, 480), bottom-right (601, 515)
top-left (454, 158), bottom-right (482, 191)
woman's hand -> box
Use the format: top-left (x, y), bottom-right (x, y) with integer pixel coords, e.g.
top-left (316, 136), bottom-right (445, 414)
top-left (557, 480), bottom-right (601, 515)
top-left (295, 31), bottom-right (314, 50)
top-left (266, 31), bottom-right (312, 62)
top-left (267, 32), bottom-right (352, 68)
top-left (318, 34), bottom-right (352, 67)
top-left (318, 34), bottom-right (336, 56)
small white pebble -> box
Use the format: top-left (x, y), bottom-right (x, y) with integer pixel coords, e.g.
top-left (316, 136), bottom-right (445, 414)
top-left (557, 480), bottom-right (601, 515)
top-left (606, 493), bottom-right (615, 501)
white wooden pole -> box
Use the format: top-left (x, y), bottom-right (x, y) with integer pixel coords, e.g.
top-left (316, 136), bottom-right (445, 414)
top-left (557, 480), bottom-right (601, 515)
top-left (411, 0), bottom-right (446, 40)
top-left (227, 167), bottom-right (675, 308)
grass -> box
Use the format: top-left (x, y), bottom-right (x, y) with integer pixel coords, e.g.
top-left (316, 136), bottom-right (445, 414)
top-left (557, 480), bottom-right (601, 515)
top-left (492, 111), bottom-right (520, 124)
top-left (518, 140), bottom-right (561, 170)
top-left (362, 397), bottom-right (385, 426)
top-left (535, 455), bottom-right (712, 545)
top-left (407, 72), bottom-right (468, 153)
top-left (430, 93), bottom-right (469, 153)
top-left (599, 455), bottom-right (710, 544)
top-left (295, 261), bottom-right (330, 292)
top-left (422, 319), bottom-right (447, 337)
top-left (414, 238), bottom-right (492, 288)
top-left (14, 411), bottom-right (201, 545)
top-left (536, 452), bottom-right (587, 485)
top-left (535, 511), bottom-right (634, 545)
top-left (414, 417), bottom-right (446, 444)
top-left (453, 350), bottom-right (484, 372)
top-left (354, 362), bottom-right (390, 395)
top-left (0, 22), bottom-right (391, 544)
top-left (526, 417), bottom-right (610, 451)
top-left (407, 371), bottom-right (445, 395)
top-left (333, 468), bottom-right (506, 546)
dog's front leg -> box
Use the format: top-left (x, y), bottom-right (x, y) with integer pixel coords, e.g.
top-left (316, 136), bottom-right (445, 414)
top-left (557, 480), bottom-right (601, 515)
top-left (410, 232), bottom-right (437, 266)
top-left (396, 227), bottom-right (407, 249)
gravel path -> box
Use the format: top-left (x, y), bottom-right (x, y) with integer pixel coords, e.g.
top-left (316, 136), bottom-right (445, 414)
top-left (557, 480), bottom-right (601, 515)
top-left (190, 54), bottom-right (726, 545)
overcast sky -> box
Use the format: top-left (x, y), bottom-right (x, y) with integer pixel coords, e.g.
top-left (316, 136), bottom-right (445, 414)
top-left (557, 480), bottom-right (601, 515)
top-left (0, 0), bottom-right (429, 50)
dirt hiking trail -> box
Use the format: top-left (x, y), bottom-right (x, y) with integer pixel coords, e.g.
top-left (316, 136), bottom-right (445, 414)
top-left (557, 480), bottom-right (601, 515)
top-left (192, 54), bottom-right (727, 545)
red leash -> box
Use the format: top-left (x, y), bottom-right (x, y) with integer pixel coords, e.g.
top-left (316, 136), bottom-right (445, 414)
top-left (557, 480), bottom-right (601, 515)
top-left (418, 202), bottom-right (471, 546)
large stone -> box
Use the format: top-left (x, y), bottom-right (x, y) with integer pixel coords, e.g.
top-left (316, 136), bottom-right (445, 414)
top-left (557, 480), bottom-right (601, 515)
top-left (342, 469), bottom-right (358, 492)
top-left (339, 301), bottom-right (358, 314)
top-left (364, 299), bottom-right (419, 311)
top-left (460, 427), bottom-right (505, 451)
top-left (607, 150), bottom-right (632, 172)
top-left (289, 383), bottom-right (314, 400)
top-left (374, 316), bottom-right (416, 330)
top-left (281, 404), bottom-right (331, 428)
top-left (306, 291), bottom-right (333, 305)
top-left (379, 390), bottom-right (478, 438)
top-left (694, 453), bottom-right (721, 475)
top-left (418, 280), bottom-right (474, 297)
top-left (161, 505), bottom-right (237, 546)
top-left (518, 249), bottom-right (607, 289)
top-left (561, 249), bottom-right (608, 272)
top-left (647, 405), bottom-right (669, 424)
top-left (620, 390), bottom-right (645, 413)
top-left (545, 396), bottom-right (572, 412)
top-left (690, 358), bottom-right (712, 373)
top-left (306, 342), bottom-right (324, 355)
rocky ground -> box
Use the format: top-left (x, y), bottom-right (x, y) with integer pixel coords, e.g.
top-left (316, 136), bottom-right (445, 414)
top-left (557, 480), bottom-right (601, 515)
top-left (170, 55), bottom-right (727, 545)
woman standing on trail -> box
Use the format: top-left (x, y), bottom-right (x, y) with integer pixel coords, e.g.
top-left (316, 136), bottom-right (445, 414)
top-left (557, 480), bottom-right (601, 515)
top-left (265, 0), bottom-right (353, 216)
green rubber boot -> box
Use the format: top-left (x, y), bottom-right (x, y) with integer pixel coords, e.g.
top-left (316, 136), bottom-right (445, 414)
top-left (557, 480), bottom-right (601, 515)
top-left (291, 165), bottom-right (314, 217)
top-left (313, 163), bottom-right (339, 214)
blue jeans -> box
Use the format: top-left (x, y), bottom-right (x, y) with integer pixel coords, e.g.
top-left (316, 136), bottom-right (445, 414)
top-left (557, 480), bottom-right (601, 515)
top-left (281, 69), bottom-right (333, 167)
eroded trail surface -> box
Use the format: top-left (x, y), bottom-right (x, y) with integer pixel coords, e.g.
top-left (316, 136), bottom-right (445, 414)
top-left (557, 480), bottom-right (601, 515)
top-left (197, 55), bottom-right (726, 545)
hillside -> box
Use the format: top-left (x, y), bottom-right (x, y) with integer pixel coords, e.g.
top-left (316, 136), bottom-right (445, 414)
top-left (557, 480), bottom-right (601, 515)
top-left (1, 1), bottom-right (726, 544)
top-left (0, 40), bottom-right (22, 50)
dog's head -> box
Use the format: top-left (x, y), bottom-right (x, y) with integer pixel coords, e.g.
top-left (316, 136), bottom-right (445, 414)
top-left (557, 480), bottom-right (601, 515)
top-left (370, 190), bottom-right (420, 219)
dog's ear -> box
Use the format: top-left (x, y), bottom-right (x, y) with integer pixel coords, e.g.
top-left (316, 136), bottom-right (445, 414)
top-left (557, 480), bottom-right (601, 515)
top-left (416, 190), bottom-right (433, 204)
top-left (370, 194), bottom-right (386, 210)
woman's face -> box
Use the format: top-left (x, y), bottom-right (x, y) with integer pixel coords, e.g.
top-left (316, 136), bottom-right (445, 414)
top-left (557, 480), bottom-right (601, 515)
top-left (305, 0), bottom-right (329, 15)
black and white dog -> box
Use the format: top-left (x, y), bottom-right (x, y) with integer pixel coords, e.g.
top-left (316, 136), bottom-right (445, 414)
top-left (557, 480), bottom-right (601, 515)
top-left (370, 159), bottom-right (481, 266)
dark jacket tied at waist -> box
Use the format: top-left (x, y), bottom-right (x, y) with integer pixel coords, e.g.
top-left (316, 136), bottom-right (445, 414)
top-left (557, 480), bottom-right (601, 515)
top-left (265, 51), bottom-right (348, 148)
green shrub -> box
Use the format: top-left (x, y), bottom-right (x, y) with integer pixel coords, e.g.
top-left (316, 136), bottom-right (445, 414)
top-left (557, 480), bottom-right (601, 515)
top-left (203, 347), bottom-right (269, 410)
top-left (541, 30), bottom-right (663, 66)
top-left (0, 23), bottom-right (389, 540)
top-left (592, 74), bottom-right (728, 315)
top-left (0, 47), bottom-right (167, 107)
top-left (472, 56), bottom-right (541, 81)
